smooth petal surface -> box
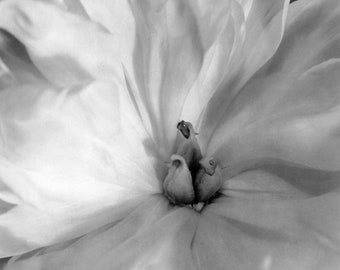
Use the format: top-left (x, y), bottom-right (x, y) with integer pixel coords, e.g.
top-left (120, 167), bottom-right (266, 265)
top-left (5, 171), bottom-right (340, 270)
top-left (5, 196), bottom-right (200, 270)
top-left (199, 171), bottom-right (340, 270)
top-left (207, 0), bottom-right (340, 173)
top-left (127, 0), bottom-right (245, 155)
top-left (0, 30), bottom-right (46, 84)
top-left (0, 0), bottom-right (122, 87)
top-left (2, 1), bottom-right (339, 270)
top-left (75, 0), bottom-right (137, 87)
top-left (0, 80), bottom-right (160, 257)
top-left (71, 0), bottom-right (288, 157)
top-left (199, 0), bottom-right (289, 148)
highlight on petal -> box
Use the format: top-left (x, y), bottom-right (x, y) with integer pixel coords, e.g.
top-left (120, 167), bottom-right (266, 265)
top-left (0, 58), bottom-right (14, 89)
top-left (196, 170), bottom-right (340, 270)
top-left (5, 197), bottom-right (199, 270)
top-left (127, 0), bottom-right (248, 156)
top-left (206, 0), bottom-right (340, 173)
top-left (199, 0), bottom-right (290, 149)
top-left (78, 0), bottom-right (135, 37)
top-left (0, 0), bottom-right (122, 87)
top-left (235, 0), bottom-right (253, 19)
top-left (0, 80), bottom-right (160, 257)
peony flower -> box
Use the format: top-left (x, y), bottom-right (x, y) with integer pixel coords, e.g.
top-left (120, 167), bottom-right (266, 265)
top-left (0, 0), bottom-right (339, 269)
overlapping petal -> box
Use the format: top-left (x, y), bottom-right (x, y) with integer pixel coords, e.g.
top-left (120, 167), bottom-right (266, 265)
top-left (126, 0), bottom-right (289, 155)
top-left (207, 0), bottom-right (340, 173)
top-left (125, 0), bottom-right (244, 155)
top-left (5, 196), bottom-right (199, 270)
top-left (197, 1), bottom-right (340, 268)
top-left (199, 0), bottom-right (289, 148)
top-left (1, 0), bottom-right (339, 269)
top-left (0, 30), bottom-right (45, 84)
top-left (0, 80), bottom-right (160, 257)
top-left (5, 172), bottom-right (340, 270)
top-left (0, 0), bottom-right (122, 87)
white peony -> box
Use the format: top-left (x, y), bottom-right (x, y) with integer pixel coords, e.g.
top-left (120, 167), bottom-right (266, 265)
top-left (0, 0), bottom-right (339, 269)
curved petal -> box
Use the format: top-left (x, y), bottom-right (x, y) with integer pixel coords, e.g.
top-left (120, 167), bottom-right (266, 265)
top-left (0, 0), bottom-right (122, 87)
top-left (4, 196), bottom-right (199, 270)
top-left (4, 170), bottom-right (340, 270)
top-left (199, 0), bottom-right (289, 148)
top-left (78, 0), bottom-right (134, 37)
top-left (198, 171), bottom-right (340, 270)
top-left (0, 80), bottom-right (160, 257)
top-left (0, 58), bottom-right (14, 89)
top-left (207, 0), bottom-right (340, 173)
top-left (235, 0), bottom-right (253, 19)
top-left (0, 30), bottom-right (46, 84)
top-left (127, 0), bottom-right (247, 156)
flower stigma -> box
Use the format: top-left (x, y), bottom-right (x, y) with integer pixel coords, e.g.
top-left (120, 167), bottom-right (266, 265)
top-left (163, 120), bottom-right (223, 210)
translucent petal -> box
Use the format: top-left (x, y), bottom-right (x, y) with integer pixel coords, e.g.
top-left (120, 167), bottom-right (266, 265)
top-left (5, 170), bottom-right (340, 269)
top-left (127, 0), bottom-right (247, 156)
top-left (76, 0), bottom-right (137, 88)
top-left (4, 196), bottom-right (199, 270)
top-left (0, 30), bottom-right (46, 84)
top-left (0, 81), bottom-right (160, 257)
top-left (206, 0), bottom-right (340, 173)
top-left (199, 0), bottom-right (289, 149)
top-left (0, 0), bottom-right (122, 87)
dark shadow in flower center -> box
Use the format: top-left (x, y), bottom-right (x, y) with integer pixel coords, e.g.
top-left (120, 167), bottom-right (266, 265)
top-left (162, 121), bottom-right (223, 211)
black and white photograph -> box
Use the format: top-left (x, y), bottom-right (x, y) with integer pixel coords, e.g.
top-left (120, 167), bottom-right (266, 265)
top-left (0, 0), bottom-right (339, 269)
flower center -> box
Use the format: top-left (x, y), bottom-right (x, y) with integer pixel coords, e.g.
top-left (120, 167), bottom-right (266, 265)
top-left (163, 120), bottom-right (223, 208)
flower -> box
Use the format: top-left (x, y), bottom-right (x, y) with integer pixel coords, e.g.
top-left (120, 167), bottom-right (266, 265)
top-left (0, 0), bottom-right (340, 269)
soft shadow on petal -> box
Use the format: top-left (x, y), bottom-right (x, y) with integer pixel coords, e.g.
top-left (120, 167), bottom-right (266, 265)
top-left (235, 0), bottom-right (253, 19)
top-left (0, 80), bottom-right (160, 257)
top-left (211, 56), bottom-right (340, 174)
top-left (127, 0), bottom-right (246, 156)
top-left (0, 30), bottom-right (46, 84)
top-left (4, 196), bottom-right (199, 270)
top-left (207, 0), bottom-right (340, 173)
top-left (180, 1), bottom-right (245, 127)
top-left (194, 169), bottom-right (340, 270)
top-left (0, 58), bottom-right (14, 89)
top-left (199, 0), bottom-right (289, 149)
top-left (0, 0), bottom-right (122, 87)
top-left (78, 0), bottom-right (137, 85)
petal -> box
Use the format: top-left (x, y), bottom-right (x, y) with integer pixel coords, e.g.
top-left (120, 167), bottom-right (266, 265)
top-left (78, 0), bottom-right (134, 36)
top-left (4, 196), bottom-right (199, 270)
top-left (206, 0), bottom-right (340, 173)
top-left (5, 171), bottom-right (340, 270)
top-left (0, 57), bottom-right (14, 89)
top-left (127, 0), bottom-right (246, 156)
top-left (0, 30), bottom-right (46, 84)
top-left (0, 80), bottom-right (160, 257)
top-left (0, 0), bottom-right (122, 87)
top-left (199, 0), bottom-right (289, 147)
top-left (193, 169), bottom-right (340, 270)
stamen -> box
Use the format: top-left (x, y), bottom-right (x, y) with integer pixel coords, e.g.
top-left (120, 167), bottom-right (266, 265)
top-left (195, 157), bottom-right (223, 202)
top-left (177, 120), bottom-right (191, 139)
top-left (174, 120), bottom-right (202, 168)
top-left (163, 120), bottom-right (223, 207)
top-left (163, 155), bottom-right (195, 205)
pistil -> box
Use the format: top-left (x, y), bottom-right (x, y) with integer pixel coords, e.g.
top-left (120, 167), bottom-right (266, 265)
top-left (163, 120), bottom-right (223, 207)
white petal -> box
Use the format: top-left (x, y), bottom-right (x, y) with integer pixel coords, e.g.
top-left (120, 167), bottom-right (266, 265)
top-left (5, 196), bottom-right (199, 270)
top-left (206, 0), bottom-right (340, 173)
top-left (199, 0), bottom-right (289, 149)
top-left (0, 0), bottom-right (122, 87)
top-left (5, 170), bottom-right (340, 270)
top-left (0, 81), bottom-right (160, 257)
top-left (0, 30), bottom-right (45, 84)
top-left (126, 0), bottom-right (247, 156)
